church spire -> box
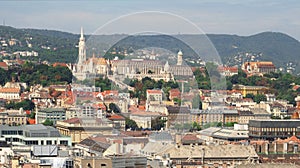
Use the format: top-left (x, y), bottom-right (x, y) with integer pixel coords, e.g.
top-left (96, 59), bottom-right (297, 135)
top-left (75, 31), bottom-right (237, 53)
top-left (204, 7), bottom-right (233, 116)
top-left (78, 27), bottom-right (86, 65)
top-left (80, 27), bottom-right (85, 41)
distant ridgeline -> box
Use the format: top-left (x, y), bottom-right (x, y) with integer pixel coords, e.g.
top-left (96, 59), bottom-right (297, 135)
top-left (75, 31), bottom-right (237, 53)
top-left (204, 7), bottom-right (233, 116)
top-left (0, 26), bottom-right (300, 72)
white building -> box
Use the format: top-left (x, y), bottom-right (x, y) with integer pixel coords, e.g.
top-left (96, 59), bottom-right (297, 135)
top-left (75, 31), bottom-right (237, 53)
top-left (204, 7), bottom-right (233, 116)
top-left (0, 124), bottom-right (72, 146)
top-left (146, 89), bottom-right (163, 112)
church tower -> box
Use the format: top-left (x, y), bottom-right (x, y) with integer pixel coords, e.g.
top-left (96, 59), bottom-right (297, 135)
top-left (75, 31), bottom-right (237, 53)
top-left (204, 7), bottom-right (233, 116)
top-left (177, 50), bottom-right (183, 66)
top-left (78, 27), bottom-right (86, 65)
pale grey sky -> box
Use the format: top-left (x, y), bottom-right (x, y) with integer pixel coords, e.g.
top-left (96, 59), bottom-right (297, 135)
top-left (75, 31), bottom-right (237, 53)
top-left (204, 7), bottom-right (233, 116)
top-left (1, 0), bottom-right (300, 40)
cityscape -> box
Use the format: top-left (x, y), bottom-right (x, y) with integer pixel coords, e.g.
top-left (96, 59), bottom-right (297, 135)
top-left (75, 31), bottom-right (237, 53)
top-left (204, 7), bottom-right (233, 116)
top-left (1, 1), bottom-right (300, 168)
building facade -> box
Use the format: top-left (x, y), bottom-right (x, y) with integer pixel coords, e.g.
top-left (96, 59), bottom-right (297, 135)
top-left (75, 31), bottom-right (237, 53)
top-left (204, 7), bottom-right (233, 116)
top-left (249, 119), bottom-right (300, 140)
top-left (0, 124), bottom-right (71, 146)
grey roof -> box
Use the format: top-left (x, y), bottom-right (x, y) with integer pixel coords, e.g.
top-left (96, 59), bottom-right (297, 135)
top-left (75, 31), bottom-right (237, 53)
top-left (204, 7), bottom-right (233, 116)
top-left (23, 124), bottom-right (48, 131)
top-left (39, 108), bottom-right (66, 113)
top-left (212, 129), bottom-right (249, 140)
top-left (198, 127), bottom-right (221, 136)
top-left (0, 124), bottom-right (61, 137)
top-left (141, 142), bottom-right (173, 154)
top-left (149, 131), bottom-right (173, 142)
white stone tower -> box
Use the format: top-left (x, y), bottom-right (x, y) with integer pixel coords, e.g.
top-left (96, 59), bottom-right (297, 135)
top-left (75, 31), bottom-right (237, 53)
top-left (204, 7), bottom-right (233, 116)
top-left (177, 50), bottom-right (183, 66)
top-left (78, 27), bottom-right (86, 65)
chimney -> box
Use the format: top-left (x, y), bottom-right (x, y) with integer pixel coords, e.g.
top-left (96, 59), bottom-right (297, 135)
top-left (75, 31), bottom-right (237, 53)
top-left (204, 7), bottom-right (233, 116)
top-left (175, 133), bottom-right (182, 145)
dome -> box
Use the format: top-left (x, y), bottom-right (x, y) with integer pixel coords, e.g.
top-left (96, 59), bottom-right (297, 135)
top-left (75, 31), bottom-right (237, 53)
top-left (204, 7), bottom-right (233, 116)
top-left (178, 50), bottom-right (183, 56)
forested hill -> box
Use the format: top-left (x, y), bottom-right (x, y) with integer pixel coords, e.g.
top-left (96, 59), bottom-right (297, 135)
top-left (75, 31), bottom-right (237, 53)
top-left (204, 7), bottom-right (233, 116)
top-left (1, 25), bottom-right (300, 72)
top-left (0, 25), bottom-right (78, 63)
top-left (206, 32), bottom-right (300, 69)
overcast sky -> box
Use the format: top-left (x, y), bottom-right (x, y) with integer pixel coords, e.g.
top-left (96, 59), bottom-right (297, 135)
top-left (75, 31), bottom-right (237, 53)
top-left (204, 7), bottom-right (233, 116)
top-left (1, 0), bottom-right (300, 40)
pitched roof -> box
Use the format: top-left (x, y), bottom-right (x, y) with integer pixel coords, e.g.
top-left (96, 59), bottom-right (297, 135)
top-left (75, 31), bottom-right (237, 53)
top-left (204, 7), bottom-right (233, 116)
top-left (0, 88), bottom-right (20, 93)
top-left (52, 62), bottom-right (68, 67)
top-left (108, 114), bottom-right (125, 120)
top-left (0, 62), bottom-right (8, 69)
top-left (147, 89), bottom-right (162, 94)
top-left (63, 117), bottom-right (81, 124)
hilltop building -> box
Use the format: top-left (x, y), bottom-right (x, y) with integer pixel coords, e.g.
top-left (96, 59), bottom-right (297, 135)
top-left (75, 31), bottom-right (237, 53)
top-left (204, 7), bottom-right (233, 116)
top-left (111, 50), bottom-right (193, 80)
top-left (242, 61), bottom-right (276, 75)
top-left (71, 28), bottom-right (108, 80)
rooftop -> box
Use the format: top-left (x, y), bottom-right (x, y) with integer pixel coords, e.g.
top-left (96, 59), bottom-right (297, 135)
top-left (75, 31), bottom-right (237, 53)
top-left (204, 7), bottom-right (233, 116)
top-left (158, 144), bottom-right (258, 159)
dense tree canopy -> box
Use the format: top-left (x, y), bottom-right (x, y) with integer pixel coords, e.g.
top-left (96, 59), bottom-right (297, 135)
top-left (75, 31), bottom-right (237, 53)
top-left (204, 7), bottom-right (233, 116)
top-left (3, 62), bottom-right (73, 87)
top-left (5, 99), bottom-right (35, 111)
top-left (126, 78), bottom-right (179, 101)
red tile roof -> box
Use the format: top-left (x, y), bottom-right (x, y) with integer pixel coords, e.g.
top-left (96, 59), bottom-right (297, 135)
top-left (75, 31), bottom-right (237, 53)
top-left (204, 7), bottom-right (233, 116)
top-left (0, 62), bottom-right (8, 70)
top-left (146, 89), bottom-right (162, 94)
top-left (182, 134), bottom-right (200, 142)
top-left (218, 66), bottom-right (238, 72)
top-left (27, 119), bottom-right (36, 124)
top-left (25, 110), bottom-right (31, 115)
top-left (0, 88), bottom-right (20, 93)
top-left (63, 117), bottom-right (81, 124)
top-left (53, 62), bottom-right (68, 67)
top-left (108, 114), bottom-right (125, 120)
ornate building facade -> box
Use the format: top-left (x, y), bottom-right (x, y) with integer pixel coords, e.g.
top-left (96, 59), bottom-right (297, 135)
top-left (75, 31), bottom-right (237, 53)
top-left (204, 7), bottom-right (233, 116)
top-left (71, 28), bottom-right (108, 80)
top-left (110, 50), bottom-right (193, 81)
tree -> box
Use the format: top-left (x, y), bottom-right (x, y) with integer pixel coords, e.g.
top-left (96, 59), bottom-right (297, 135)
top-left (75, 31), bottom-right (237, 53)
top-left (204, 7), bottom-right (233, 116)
top-left (42, 119), bottom-right (53, 126)
top-left (253, 94), bottom-right (267, 103)
top-left (245, 93), bottom-right (255, 99)
top-left (0, 68), bottom-right (8, 85)
top-left (28, 112), bottom-right (36, 119)
top-left (5, 99), bottom-right (35, 111)
top-left (173, 98), bottom-right (181, 105)
top-left (109, 103), bottom-right (121, 113)
top-left (125, 118), bottom-right (138, 130)
top-left (192, 121), bottom-right (201, 131)
top-left (192, 94), bottom-right (201, 109)
top-left (151, 117), bottom-right (166, 130)
top-left (224, 122), bottom-right (237, 127)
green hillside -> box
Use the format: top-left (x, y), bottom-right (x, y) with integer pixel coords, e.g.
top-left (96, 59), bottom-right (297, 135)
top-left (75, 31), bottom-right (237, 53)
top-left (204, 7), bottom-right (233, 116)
top-left (0, 26), bottom-right (300, 72)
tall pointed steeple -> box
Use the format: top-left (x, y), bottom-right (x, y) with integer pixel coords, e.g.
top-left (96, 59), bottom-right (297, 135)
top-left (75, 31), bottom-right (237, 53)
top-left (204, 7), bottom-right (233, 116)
top-left (80, 27), bottom-right (85, 41)
top-left (78, 27), bottom-right (86, 65)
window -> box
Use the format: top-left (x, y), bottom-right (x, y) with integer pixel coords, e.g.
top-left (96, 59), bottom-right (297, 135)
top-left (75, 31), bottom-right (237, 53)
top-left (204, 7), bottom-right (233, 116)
top-left (60, 140), bottom-right (68, 146)
top-left (46, 140), bottom-right (52, 145)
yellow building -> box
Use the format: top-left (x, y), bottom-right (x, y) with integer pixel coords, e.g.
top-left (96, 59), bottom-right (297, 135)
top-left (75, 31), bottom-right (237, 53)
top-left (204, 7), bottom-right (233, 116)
top-left (233, 84), bottom-right (269, 97)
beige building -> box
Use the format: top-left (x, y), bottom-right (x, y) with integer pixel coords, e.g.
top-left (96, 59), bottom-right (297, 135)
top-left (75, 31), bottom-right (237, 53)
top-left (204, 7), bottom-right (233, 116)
top-left (238, 108), bottom-right (271, 124)
top-left (56, 117), bottom-right (114, 145)
top-left (130, 111), bottom-right (161, 129)
top-left (73, 156), bottom-right (112, 168)
top-left (0, 88), bottom-right (21, 100)
top-left (0, 109), bottom-right (27, 126)
top-left (242, 61), bottom-right (276, 75)
top-left (146, 89), bottom-right (164, 112)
